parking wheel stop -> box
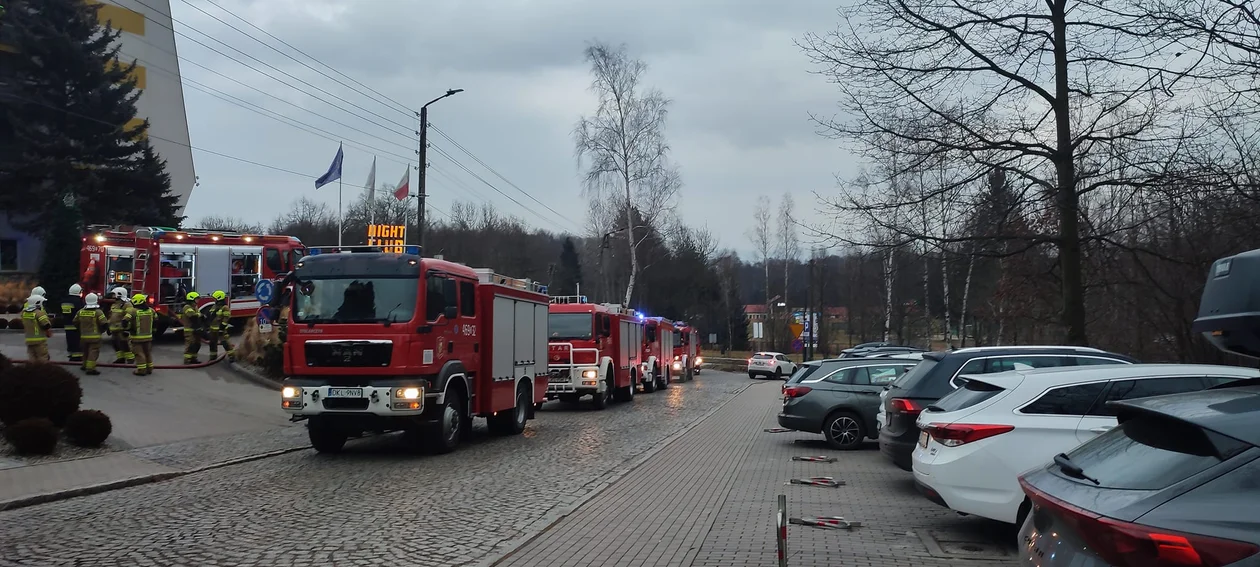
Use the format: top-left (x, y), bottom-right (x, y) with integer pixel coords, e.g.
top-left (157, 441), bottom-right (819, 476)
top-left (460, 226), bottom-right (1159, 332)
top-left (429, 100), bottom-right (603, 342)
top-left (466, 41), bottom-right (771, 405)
top-left (791, 455), bottom-right (837, 462)
top-left (786, 476), bottom-right (846, 487)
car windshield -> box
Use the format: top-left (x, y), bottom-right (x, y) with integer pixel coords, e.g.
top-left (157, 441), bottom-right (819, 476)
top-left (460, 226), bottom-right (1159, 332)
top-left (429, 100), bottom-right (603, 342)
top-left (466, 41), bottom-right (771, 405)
top-left (753, 354), bottom-right (773, 359)
top-left (787, 364), bottom-right (823, 383)
top-left (549, 313), bottom-right (593, 340)
top-left (292, 277), bottom-right (417, 323)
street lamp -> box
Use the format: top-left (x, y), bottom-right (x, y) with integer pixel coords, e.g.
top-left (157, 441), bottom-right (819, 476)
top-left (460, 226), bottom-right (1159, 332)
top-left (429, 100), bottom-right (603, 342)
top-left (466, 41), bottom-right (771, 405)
top-left (416, 88), bottom-right (464, 252)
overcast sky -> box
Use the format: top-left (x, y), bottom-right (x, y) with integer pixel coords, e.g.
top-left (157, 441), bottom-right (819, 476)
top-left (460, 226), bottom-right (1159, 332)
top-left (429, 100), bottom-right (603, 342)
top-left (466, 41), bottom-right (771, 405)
top-left (171, 0), bottom-right (858, 259)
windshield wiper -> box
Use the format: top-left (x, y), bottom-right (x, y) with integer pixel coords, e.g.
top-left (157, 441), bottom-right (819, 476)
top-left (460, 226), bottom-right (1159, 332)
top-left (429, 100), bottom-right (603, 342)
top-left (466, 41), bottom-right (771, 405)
top-left (1053, 453), bottom-right (1100, 485)
top-left (382, 302), bottom-right (403, 327)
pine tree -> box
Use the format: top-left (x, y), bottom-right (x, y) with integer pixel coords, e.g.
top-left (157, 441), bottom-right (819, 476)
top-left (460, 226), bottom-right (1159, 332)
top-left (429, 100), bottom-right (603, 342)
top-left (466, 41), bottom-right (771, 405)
top-left (0, 0), bottom-right (178, 232)
top-left (38, 195), bottom-right (82, 298)
top-left (553, 237), bottom-right (582, 295)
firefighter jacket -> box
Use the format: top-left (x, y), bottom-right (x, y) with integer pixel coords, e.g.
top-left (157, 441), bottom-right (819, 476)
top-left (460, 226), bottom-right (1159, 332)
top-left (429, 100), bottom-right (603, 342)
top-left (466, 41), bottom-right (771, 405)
top-left (180, 303), bottom-right (202, 333)
top-left (75, 307), bottom-right (108, 340)
top-left (21, 307), bottom-right (52, 344)
top-left (61, 295), bottom-right (85, 330)
top-left (108, 301), bottom-right (133, 332)
top-left (131, 307), bottom-right (155, 342)
top-left (210, 303), bottom-right (231, 331)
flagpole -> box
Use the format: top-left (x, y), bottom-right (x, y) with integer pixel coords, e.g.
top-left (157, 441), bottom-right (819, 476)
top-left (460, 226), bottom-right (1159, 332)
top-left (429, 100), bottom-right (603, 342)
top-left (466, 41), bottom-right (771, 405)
top-left (338, 176), bottom-right (343, 247)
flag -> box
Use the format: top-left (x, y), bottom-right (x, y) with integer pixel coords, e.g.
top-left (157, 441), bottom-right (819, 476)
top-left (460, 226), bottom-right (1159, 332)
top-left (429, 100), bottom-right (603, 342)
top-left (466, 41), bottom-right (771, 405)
top-left (314, 143), bottom-right (344, 189)
top-left (393, 165), bottom-right (410, 200)
top-left (363, 157), bottom-right (377, 201)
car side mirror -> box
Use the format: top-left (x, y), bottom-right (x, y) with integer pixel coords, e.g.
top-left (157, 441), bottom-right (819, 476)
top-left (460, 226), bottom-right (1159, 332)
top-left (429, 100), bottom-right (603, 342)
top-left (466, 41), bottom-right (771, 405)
top-left (444, 305), bottom-right (458, 320)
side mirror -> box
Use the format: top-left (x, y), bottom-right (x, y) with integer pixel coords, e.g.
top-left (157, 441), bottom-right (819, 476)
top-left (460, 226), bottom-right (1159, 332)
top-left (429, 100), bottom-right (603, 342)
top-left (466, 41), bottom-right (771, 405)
top-left (444, 305), bottom-right (458, 320)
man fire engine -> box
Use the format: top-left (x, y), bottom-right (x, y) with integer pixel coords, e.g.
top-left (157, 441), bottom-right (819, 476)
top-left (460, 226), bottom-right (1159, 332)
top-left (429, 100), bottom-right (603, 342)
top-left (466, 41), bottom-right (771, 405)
top-left (278, 246), bottom-right (550, 454)
top-left (546, 296), bottom-right (644, 409)
top-left (671, 322), bottom-right (701, 380)
top-left (640, 316), bottom-right (676, 392)
top-left (80, 225), bottom-right (305, 335)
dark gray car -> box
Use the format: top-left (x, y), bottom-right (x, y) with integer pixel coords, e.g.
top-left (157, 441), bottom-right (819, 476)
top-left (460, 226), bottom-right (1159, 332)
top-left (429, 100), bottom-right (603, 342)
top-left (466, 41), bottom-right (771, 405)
top-left (778, 358), bottom-right (919, 450)
top-left (1017, 380), bottom-right (1260, 567)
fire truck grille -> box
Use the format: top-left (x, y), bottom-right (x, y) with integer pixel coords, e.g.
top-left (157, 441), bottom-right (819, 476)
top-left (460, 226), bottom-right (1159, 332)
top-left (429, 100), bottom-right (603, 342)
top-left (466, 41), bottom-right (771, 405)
top-left (321, 398), bottom-right (370, 411)
top-left (305, 341), bottom-right (393, 368)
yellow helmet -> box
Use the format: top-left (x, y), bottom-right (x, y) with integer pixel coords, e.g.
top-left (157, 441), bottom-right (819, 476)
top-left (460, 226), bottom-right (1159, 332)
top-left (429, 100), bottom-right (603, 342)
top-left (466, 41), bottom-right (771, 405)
top-left (131, 293), bottom-right (146, 304)
top-left (212, 290), bottom-right (227, 301)
top-left (186, 291), bottom-right (199, 301)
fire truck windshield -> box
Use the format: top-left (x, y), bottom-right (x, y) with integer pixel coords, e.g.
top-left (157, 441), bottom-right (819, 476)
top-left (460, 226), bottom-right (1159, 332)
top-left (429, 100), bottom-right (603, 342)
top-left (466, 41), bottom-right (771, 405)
top-left (548, 313), bottom-right (593, 340)
top-left (292, 276), bottom-right (418, 324)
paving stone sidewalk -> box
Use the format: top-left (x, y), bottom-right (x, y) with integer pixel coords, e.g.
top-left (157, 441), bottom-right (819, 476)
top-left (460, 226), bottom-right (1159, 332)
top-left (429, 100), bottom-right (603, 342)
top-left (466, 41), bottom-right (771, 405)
top-left (494, 380), bottom-right (1019, 567)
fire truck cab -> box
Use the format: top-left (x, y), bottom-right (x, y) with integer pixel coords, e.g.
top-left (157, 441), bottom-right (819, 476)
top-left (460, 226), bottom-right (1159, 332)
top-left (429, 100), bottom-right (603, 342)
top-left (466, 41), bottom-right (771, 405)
top-left (671, 323), bottom-right (701, 379)
top-left (640, 316), bottom-right (676, 391)
top-left (546, 296), bottom-right (644, 409)
top-left (80, 225), bottom-right (305, 333)
top-left (279, 246), bottom-right (550, 454)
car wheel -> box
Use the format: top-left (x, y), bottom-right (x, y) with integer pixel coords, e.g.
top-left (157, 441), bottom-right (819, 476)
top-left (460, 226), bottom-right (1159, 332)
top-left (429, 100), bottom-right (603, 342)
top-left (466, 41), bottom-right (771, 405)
top-left (749, 372), bottom-right (758, 379)
top-left (823, 412), bottom-right (865, 450)
top-left (428, 391), bottom-right (466, 454)
top-left (774, 367), bottom-right (783, 380)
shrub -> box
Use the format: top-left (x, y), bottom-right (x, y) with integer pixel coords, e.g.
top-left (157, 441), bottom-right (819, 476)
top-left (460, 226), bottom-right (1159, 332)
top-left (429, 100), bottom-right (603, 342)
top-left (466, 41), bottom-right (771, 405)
top-left (2, 418), bottom-right (59, 455)
top-left (260, 343), bottom-right (284, 378)
top-left (64, 410), bottom-right (112, 448)
top-left (0, 363), bottom-right (83, 426)
top-left (7, 318), bottom-right (21, 330)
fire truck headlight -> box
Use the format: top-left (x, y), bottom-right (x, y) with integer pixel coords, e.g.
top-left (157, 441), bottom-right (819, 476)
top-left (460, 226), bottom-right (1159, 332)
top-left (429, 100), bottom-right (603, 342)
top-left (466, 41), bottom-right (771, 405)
top-left (672, 361), bottom-right (682, 370)
top-left (582, 370), bottom-right (597, 379)
top-left (695, 357), bottom-right (703, 365)
top-left (281, 387), bottom-right (301, 399)
top-left (396, 387), bottom-right (421, 400)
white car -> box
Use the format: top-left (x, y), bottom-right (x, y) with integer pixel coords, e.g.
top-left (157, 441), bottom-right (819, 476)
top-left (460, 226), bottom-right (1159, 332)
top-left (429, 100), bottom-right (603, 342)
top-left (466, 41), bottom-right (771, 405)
top-left (747, 352), bottom-right (797, 379)
top-left (910, 363), bottom-right (1259, 526)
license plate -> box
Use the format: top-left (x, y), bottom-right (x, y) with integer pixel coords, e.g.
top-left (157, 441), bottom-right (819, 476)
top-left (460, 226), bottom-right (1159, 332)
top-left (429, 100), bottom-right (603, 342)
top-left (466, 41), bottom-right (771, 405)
top-left (918, 430), bottom-right (929, 448)
top-left (327, 388), bottom-right (363, 398)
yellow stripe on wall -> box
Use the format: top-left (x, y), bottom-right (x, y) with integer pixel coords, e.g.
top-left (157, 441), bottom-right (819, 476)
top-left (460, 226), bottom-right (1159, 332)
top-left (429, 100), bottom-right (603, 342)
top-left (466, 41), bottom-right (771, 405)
top-left (124, 117), bottom-right (148, 140)
top-left (106, 60), bottom-right (147, 89)
top-left (92, 2), bottom-right (146, 36)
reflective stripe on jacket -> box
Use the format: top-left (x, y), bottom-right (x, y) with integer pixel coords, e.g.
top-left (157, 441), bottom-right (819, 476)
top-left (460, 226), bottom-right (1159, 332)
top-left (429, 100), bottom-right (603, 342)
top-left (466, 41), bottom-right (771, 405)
top-left (132, 308), bottom-right (155, 341)
top-left (22, 309), bottom-right (51, 344)
top-left (76, 307), bottom-right (108, 339)
top-left (108, 303), bottom-right (132, 331)
top-left (61, 296), bottom-right (84, 330)
top-left (180, 303), bottom-right (200, 332)
top-left (211, 304), bottom-right (231, 331)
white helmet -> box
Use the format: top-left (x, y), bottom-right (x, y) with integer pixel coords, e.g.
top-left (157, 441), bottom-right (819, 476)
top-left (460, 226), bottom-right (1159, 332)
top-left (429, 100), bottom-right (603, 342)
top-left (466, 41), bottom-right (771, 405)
top-left (31, 286), bottom-right (46, 297)
top-left (69, 284), bottom-right (82, 295)
top-left (111, 287), bottom-right (128, 300)
top-left (84, 293), bottom-right (99, 307)
top-left (26, 295), bottom-right (45, 309)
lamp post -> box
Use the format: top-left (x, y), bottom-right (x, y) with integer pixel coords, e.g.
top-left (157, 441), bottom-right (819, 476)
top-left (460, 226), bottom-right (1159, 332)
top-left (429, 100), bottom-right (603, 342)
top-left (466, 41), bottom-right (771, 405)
top-left (416, 88), bottom-right (463, 252)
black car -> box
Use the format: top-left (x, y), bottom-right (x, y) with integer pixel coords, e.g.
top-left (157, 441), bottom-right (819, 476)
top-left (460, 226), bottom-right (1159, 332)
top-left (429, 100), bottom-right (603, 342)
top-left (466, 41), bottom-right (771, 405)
top-left (877, 346), bottom-right (1139, 471)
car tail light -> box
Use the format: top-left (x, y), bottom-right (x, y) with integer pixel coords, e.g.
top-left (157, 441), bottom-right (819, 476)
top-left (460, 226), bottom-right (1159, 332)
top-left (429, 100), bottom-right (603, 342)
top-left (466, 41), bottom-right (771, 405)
top-left (1021, 478), bottom-right (1259, 567)
top-left (923, 423), bottom-right (1014, 447)
top-left (889, 398), bottom-right (922, 414)
top-left (783, 386), bottom-right (812, 398)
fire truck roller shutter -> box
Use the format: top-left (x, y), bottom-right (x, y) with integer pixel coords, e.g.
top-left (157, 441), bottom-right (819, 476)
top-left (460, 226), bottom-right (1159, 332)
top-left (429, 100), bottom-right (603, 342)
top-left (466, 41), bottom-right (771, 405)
top-left (492, 296), bottom-right (515, 382)
top-left (193, 247), bottom-right (231, 297)
top-left (532, 301), bottom-right (548, 382)
top-left (432, 360), bottom-right (469, 407)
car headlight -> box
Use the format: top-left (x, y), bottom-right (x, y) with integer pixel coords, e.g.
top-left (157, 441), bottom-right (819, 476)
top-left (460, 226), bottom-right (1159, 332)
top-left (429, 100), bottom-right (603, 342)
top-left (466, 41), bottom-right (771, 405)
top-left (695, 357), bottom-right (703, 364)
top-left (582, 370), bottom-right (597, 379)
top-left (282, 386), bottom-right (301, 398)
top-left (672, 361), bottom-right (682, 369)
top-left (395, 387), bottom-right (421, 400)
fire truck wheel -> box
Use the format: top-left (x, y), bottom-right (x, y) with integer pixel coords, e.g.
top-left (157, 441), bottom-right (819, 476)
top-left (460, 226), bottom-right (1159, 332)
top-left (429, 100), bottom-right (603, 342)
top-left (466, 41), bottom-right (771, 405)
top-left (615, 372), bottom-right (635, 403)
top-left (655, 366), bottom-right (669, 390)
top-left (591, 372), bottom-right (612, 410)
top-left (489, 383), bottom-right (529, 436)
top-left (428, 391), bottom-right (466, 454)
top-left (643, 370), bottom-right (657, 393)
top-left (308, 418), bottom-right (347, 454)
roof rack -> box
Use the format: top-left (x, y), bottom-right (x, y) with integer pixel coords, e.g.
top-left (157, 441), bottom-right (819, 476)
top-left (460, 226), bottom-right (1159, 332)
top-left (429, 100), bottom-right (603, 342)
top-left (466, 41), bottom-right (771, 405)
top-left (549, 295), bottom-right (589, 304)
top-left (950, 345), bottom-right (1106, 354)
top-left (473, 268), bottom-right (547, 294)
top-left (306, 245), bottom-right (420, 256)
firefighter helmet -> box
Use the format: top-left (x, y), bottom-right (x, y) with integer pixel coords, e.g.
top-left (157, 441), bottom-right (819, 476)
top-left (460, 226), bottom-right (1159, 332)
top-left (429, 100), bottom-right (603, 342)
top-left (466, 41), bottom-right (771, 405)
top-left (69, 283), bottom-right (82, 295)
top-left (186, 291), bottom-right (199, 301)
top-left (111, 287), bottom-right (128, 300)
top-left (132, 293), bottom-right (147, 305)
top-left (84, 293), bottom-right (100, 307)
top-left (26, 295), bottom-right (45, 309)
top-left (31, 286), bottom-right (45, 298)
top-left (211, 290), bottom-right (227, 301)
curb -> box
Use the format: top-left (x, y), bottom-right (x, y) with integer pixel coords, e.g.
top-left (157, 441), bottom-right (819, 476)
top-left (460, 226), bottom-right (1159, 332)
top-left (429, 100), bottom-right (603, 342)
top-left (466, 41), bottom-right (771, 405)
top-left (0, 445), bottom-right (308, 512)
top-left (475, 380), bottom-right (759, 567)
top-left (227, 361), bottom-right (283, 390)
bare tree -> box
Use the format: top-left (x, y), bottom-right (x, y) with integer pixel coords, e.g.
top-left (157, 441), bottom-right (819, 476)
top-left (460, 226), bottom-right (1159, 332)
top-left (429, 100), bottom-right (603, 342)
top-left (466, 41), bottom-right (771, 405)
top-left (777, 193), bottom-right (800, 304)
top-left (800, 0), bottom-right (1209, 345)
top-left (747, 195), bottom-right (773, 305)
top-left (194, 215), bottom-right (264, 234)
top-left (574, 41), bottom-right (680, 306)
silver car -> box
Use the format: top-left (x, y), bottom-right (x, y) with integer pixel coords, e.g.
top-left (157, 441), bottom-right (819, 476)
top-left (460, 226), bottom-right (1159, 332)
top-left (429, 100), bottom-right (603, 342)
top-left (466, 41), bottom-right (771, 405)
top-left (1017, 379), bottom-right (1260, 567)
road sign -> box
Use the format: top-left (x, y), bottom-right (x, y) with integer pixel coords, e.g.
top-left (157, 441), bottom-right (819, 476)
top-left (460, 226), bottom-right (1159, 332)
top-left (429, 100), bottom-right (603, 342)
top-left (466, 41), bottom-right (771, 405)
top-left (254, 279), bottom-right (275, 304)
top-left (791, 338), bottom-right (804, 352)
top-left (709, 333), bottom-right (717, 344)
top-left (789, 323), bottom-right (804, 339)
top-left (257, 309), bottom-right (271, 324)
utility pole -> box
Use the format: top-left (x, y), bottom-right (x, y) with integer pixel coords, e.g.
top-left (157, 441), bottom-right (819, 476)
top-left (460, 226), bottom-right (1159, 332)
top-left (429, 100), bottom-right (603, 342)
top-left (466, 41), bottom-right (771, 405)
top-left (806, 258), bottom-right (815, 362)
top-left (415, 89), bottom-right (464, 252)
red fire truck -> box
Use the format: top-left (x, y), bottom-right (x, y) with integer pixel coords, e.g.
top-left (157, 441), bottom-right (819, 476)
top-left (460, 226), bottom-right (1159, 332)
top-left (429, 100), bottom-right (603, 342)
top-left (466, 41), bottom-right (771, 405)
top-left (546, 295), bottom-right (644, 409)
top-left (278, 245), bottom-right (550, 454)
top-left (639, 316), bottom-right (676, 391)
top-left (80, 225), bottom-right (305, 334)
top-left (671, 322), bottom-right (701, 379)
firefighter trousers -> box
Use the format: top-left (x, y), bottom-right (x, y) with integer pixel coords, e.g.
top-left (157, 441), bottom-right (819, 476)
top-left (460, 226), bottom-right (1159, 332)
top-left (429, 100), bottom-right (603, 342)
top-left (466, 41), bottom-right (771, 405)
top-left (82, 339), bottom-right (101, 374)
top-left (65, 328), bottom-right (82, 361)
top-left (26, 342), bottom-right (50, 362)
top-left (111, 332), bottom-right (134, 363)
top-left (132, 340), bottom-right (153, 375)
top-left (183, 331), bottom-right (201, 363)
top-left (209, 329), bottom-right (235, 358)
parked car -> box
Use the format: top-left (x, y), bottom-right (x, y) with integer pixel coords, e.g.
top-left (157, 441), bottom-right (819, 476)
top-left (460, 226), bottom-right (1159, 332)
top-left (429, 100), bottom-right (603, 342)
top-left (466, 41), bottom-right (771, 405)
top-left (877, 346), bottom-right (1139, 471)
top-left (779, 357), bottom-right (919, 449)
top-left (839, 342), bottom-right (898, 358)
top-left (747, 352), bottom-right (797, 379)
top-left (1017, 379), bottom-right (1260, 567)
top-left (868, 351), bottom-right (925, 360)
top-left (855, 346), bottom-right (926, 358)
top-left (911, 364), bottom-right (1258, 526)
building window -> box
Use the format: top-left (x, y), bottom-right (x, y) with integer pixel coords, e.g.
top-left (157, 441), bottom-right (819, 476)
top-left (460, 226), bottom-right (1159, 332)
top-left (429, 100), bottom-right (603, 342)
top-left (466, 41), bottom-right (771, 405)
top-left (0, 239), bottom-right (16, 271)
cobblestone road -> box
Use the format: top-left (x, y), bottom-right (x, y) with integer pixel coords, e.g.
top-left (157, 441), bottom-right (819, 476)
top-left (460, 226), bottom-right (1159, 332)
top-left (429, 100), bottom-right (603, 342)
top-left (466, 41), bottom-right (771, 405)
top-left (0, 372), bottom-right (750, 567)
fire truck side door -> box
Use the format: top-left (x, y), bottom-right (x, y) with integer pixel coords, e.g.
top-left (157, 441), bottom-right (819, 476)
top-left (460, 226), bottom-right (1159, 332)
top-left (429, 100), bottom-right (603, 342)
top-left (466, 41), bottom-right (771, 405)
top-left (423, 272), bottom-right (459, 363)
top-left (453, 279), bottom-right (478, 372)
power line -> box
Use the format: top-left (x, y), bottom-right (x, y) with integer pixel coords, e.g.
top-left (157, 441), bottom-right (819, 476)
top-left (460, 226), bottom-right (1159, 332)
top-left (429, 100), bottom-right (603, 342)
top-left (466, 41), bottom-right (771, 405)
top-left (426, 144), bottom-right (564, 229)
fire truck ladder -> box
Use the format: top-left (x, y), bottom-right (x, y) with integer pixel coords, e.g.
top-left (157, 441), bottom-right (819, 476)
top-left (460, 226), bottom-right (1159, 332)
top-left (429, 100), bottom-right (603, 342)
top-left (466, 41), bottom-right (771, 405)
top-left (131, 228), bottom-right (154, 298)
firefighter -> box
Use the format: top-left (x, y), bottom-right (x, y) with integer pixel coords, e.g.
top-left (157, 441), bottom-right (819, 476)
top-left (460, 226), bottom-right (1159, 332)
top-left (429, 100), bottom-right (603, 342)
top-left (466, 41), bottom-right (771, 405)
top-left (208, 290), bottom-right (235, 360)
top-left (130, 294), bottom-right (155, 376)
top-left (21, 295), bottom-right (52, 362)
top-left (180, 291), bottom-right (203, 364)
top-left (107, 288), bottom-right (135, 364)
top-left (74, 293), bottom-right (108, 376)
top-left (61, 283), bottom-right (85, 365)
top-left (31, 285), bottom-right (46, 298)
